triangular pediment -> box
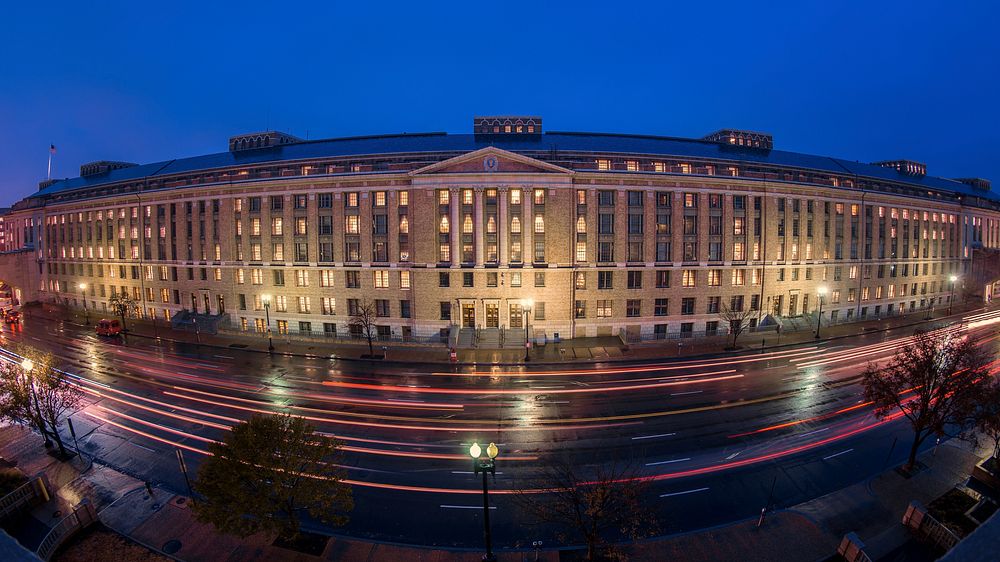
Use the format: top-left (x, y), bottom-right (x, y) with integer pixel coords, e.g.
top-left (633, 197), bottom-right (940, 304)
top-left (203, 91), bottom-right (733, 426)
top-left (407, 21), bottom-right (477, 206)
top-left (409, 147), bottom-right (573, 176)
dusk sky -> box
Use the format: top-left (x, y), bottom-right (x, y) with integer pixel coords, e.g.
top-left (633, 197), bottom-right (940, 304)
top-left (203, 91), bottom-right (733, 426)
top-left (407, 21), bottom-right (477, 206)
top-left (1, 1), bottom-right (997, 207)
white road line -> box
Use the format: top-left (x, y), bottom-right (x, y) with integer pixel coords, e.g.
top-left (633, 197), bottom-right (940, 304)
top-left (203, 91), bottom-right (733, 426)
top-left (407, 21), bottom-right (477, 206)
top-left (631, 433), bottom-right (676, 440)
top-left (670, 390), bottom-right (703, 396)
top-left (799, 427), bottom-right (831, 438)
top-left (130, 442), bottom-right (157, 453)
top-left (646, 457), bottom-right (691, 466)
top-left (660, 487), bottom-right (710, 498)
top-left (213, 355), bottom-right (234, 359)
top-left (823, 448), bottom-right (854, 461)
top-left (725, 451), bottom-right (741, 460)
top-left (544, 400), bottom-right (570, 404)
top-left (440, 505), bottom-right (497, 510)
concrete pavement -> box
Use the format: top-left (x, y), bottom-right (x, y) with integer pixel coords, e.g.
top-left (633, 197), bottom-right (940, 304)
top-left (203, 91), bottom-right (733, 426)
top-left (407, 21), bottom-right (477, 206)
top-left (22, 301), bottom-right (993, 366)
top-left (2, 422), bottom-right (990, 562)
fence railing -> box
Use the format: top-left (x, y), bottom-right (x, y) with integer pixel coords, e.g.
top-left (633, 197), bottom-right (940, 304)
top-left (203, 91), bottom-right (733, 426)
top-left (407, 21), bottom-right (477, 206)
top-left (0, 476), bottom-right (49, 522)
top-left (903, 500), bottom-right (961, 552)
top-left (36, 499), bottom-right (97, 561)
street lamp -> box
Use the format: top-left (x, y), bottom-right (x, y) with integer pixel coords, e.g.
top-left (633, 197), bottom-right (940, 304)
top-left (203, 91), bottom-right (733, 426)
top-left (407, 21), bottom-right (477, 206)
top-left (949, 274), bottom-right (958, 315)
top-left (20, 358), bottom-right (50, 447)
top-left (78, 283), bottom-right (89, 325)
top-left (469, 441), bottom-right (499, 562)
top-left (261, 294), bottom-right (274, 353)
top-left (21, 358), bottom-right (34, 373)
top-left (815, 286), bottom-right (828, 339)
top-left (521, 298), bottom-right (533, 362)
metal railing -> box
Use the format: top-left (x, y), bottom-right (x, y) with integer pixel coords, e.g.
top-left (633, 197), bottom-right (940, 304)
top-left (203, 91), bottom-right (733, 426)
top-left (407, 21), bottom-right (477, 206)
top-left (0, 477), bottom-right (48, 522)
top-left (36, 499), bottom-right (97, 561)
top-left (903, 501), bottom-right (961, 552)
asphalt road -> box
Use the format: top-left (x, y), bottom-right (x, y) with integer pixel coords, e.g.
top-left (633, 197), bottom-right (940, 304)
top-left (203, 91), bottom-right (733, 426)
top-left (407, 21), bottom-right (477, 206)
top-left (2, 310), bottom-right (998, 549)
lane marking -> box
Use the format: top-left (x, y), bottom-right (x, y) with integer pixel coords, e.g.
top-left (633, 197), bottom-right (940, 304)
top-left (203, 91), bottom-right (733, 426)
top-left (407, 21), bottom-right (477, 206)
top-left (670, 390), bottom-right (703, 397)
top-left (798, 427), bottom-right (831, 438)
top-left (213, 355), bottom-right (234, 359)
top-left (660, 487), bottom-right (710, 498)
top-left (632, 433), bottom-right (676, 440)
top-left (646, 457), bottom-right (691, 466)
top-left (725, 452), bottom-right (741, 460)
top-left (823, 448), bottom-right (854, 461)
top-left (130, 442), bottom-right (158, 453)
top-left (440, 505), bottom-right (497, 510)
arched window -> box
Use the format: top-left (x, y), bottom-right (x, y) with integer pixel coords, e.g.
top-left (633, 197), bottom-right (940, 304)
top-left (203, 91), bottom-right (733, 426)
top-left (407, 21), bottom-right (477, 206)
top-left (399, 216), bottom-right (409, 234)
top-left (534, 215), bottom-right (545, 234)
top-left (576, 216), bottom-right (587, 233)
top-left (510, 216), bottom-right (521, 234)
top-left (463, 215), bottom-right (473, 234)
top-left (487, 216), bottom-right (496, 233)
top-left (439, 216), bottom-right (449, 234)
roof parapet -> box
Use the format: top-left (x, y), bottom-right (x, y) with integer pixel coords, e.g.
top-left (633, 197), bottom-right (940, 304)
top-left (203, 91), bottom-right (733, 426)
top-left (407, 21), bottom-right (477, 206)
top-left (873, 159), bottom-right (926, 176)
top-left (228, 131), bottom-right (302, 152)
top-left (473, 116), bottom-right (542, 140)
top-left (80, 160), bottom-right (137, 177)
top-left (956, 177), bottom-right (991, 191)
top-left (703, 129), bottom-right (773, 150)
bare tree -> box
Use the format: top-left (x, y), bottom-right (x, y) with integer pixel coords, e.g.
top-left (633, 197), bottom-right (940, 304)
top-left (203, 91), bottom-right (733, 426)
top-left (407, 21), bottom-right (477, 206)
top-left (974, 378), bottom-right (1000, 460)
top-left (348, 299), bottom-right (379, 357)
top-left (0, 344), bottom-right (81, 457)
top-left (108, 291), bottom-right (135, 333)
top-left (718, 301), bottom-right (756, 349)
top-left (862, 330), bottom-right (992, 472)
top-left (512, 456), bottom-right (658, 561)
top-left (0, 350), bottom-right (50, 447)
top-left (193, 413), bottom-right (353, 540)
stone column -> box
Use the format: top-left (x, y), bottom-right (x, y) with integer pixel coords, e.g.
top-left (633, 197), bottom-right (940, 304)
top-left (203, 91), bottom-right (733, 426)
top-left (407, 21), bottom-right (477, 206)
top-left (449, 187), bottom-right (460, 264)
top-left (474, 187), bottom-right (485, 266)
top-left (522, 186), bottom-right (533, 264)
top-left (499, 186), bottom-right (509, 267)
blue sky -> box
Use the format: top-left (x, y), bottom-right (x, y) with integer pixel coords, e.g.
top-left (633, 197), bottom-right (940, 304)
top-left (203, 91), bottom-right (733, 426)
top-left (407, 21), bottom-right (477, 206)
top-left (1, 1), bottom-right (997, 206)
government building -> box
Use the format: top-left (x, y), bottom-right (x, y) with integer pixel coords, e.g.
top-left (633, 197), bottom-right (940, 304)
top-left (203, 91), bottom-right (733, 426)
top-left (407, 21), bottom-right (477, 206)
top-left (1, 116), bottom-right (998, 346)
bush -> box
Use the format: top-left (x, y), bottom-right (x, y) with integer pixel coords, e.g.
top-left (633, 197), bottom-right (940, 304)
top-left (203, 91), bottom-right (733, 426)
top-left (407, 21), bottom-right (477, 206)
top-left (0, 468), bottom-right (28, 497)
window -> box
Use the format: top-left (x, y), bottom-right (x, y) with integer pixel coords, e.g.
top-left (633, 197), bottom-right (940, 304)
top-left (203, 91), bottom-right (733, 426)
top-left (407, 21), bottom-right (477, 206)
top-left (510, 216), bottom-right (521, 233)
top-left (708, 270), bottom-right (722, 286)
top-left (345, 271), bottom-right (360, 288)
top-left (399, 270), bottom-right (410, 289)
top-left (295, 269), bottom-right (309, 287)
top-left (575, 271), bottom-right (586, 289)
top-left (439, 272), bottom-right (450, 287)
top-left (656, 270), bottom-right (670, 288)
top-left (272, 269), bottom-right (285, 286)
top-left (295, 217), bottom-right (307, 235)
top-left (682, 270), bottom-right (696, 287)
top-left (575, 300), bottom-right (587, 319)
top-left (596, 300), bottom-right (612, 318)
top-left (318, 193), bottom-right (332, 208)
top-left (374, 191), bottom-right (387, 207)
top-left (271, 196), bottom-right (283, 211)
top-left (596, 159), bottom-right (611, 171)
top-left (272, 217), bottom-right (283, 235)
top-left (440, 302), bottom-right (451, 320)
top-left (627, 270), bottom-right (642, 289)
top-left (297, 296), bottom-right (311, 314)
top-left (534, 189), bottom-right (545, 205)
top-left (374, 270), bottom-right (389, 288)
top-left (707, 296), bottom-right (721, 314)
top-left (534, 215), bottom-right (544, 233)
top-left (375, 299), bottom-right (390, 317)
top-left (463, 272), bottom-right (474, 287)
top-left (626, 299), bottom-right (641, 317)
top-left (510, 189), bottom-right (521, 205)
top-left (534, 272), bottom-right (546, 287)
top-left (654, 298), bottom-right (668, 316)
top-left (684, 193), bottom-right (697, 208)
top-left (681, 297), bottom-right (695, 315)
top-left (345, 216), bottom-right (360, 234)
top-left (398, 191), bottom-right (408, 206)
top-left (598, 271), bottom-right (613, 289)
top-left (346, 192), bottom-right (359, 207)
top-left (321, 297), bottom-right (336, 315)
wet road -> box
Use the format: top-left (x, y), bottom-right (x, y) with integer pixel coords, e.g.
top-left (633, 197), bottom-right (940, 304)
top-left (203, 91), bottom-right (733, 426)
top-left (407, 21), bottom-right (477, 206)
top-left (2, 309), bottom-right (999, 548)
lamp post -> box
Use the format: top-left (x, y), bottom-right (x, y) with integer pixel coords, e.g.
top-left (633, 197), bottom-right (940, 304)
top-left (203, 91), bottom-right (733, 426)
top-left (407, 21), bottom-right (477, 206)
top-left (78, 283), bottom-right (89, 325)
top-left (815, 286), bottom-right (827, 339)
top-left (262, 294), bottom-right (274, 353)
top-left (949, 274), bottom-right (958, 315)
top-left (522, 298), bottom-right (533, 362)
top-left (469, 441), bottom-right (499, 562)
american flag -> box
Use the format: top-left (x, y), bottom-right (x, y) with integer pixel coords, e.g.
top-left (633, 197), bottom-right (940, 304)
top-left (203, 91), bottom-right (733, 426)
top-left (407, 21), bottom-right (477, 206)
top-left (50, 144), bottom-right (56, 154)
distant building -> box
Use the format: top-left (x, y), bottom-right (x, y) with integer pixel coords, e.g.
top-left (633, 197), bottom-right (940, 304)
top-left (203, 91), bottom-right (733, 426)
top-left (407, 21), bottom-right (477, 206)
top-left (1, 117), bottom-right (998, 343)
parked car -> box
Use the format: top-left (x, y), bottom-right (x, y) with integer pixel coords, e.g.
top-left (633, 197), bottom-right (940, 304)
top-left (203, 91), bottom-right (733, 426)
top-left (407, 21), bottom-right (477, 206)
top-left (96, 318), bottom-right (123, 337)
top-left (4, 311), bottom-right (21, 324)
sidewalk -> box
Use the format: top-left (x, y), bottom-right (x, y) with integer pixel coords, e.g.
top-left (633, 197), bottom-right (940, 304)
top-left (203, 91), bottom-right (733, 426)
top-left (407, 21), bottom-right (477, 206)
top-left (1, 422), bottom-right (989, 562)
top-left (22, 301), bottom-right (993, 366)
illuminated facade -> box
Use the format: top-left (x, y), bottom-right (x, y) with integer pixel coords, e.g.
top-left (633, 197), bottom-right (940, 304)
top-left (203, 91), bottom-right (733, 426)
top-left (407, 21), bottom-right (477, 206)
top-left (1, 117), bottom-right (998, 344)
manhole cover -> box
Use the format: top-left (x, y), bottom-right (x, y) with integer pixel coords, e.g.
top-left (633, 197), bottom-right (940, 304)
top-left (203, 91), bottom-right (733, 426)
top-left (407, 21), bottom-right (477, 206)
top-left (162, 540), bottom-right (182, 554)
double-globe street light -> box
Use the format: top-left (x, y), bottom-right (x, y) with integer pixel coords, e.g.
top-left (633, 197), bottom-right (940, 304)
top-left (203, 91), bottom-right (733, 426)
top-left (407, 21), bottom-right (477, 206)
top-left (261, 294), bottom-right (275, 354)
top-left (949, 274), bottom-right (958, 315)
top-left (469, 441), bottom-right (500, 562)
top-left (78, 283), bottom-right (89, 325)
top-left (521, 298), bottom-right (533, 362)
top-left (815, 285), bottom-right (828, 339)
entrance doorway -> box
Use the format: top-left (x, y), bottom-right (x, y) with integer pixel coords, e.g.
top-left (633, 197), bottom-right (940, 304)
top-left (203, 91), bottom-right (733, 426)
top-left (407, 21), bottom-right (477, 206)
top-left (485, 303), bottom-right (499, 328)
top-left (462, 304), bottom-right (476, 328)
top-left (509, 304), bottom-right (523, 328)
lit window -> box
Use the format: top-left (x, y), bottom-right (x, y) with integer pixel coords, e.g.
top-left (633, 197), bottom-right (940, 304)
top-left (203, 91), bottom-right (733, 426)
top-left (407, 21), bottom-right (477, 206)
top-left (596, 159), bottom-right (611, 171)
top-left (439, 190), bottom-right (450, 205)
top-left (626, 160), bottom-right (639, 171)
top-left (576, 216), bottom-right (587, 233)
top-left (439, 216), bottom-right (450, 234)
top-left (462, 189), bottom-right (473, 205)
top-left (463, 215), bottom-right (474, 234)
top-left (510, 190), bottom-right (521, 205)
top-left (682, 270), bottom-right (696, 287)
top-left (398, 191), bottom-right (409, 206)
top-left (374, 270), bottom-right (389, 288)
top-left (345, 216), bottom-right (360, 234)
top-left (374, 191), bottom-right (387, 207)
top-left (400, 270), bottom-right (411, 289)
top-left (534, 215), bottom-right (544, 234)
top-left (511, 216), bottom-right (521, 234)
top-left (399, 216), bottom-right (409, 234)
top-left (534, 189), bottom-right (545, 204)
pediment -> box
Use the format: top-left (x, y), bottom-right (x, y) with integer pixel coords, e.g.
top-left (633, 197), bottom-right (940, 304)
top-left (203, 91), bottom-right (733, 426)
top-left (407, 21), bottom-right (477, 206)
top-left (409, 147), bottom-right (573, 176)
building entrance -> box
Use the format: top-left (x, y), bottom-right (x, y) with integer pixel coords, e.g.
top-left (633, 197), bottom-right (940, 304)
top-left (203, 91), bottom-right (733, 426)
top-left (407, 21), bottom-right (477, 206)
top-left (485, 303), bottom-right (499, 328)
top-left (462, 304), bottom-right (476, 328)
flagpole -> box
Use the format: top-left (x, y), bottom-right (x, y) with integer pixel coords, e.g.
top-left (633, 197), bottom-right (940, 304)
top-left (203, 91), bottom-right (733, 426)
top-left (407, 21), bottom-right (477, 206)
top-left (47, 152), bottom-right (52, 180)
